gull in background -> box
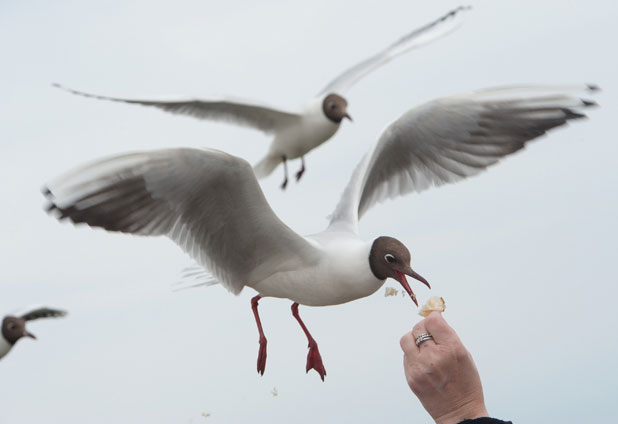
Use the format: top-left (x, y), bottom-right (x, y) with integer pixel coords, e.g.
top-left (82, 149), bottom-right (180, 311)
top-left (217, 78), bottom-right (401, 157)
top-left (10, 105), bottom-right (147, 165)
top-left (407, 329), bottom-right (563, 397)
top-left (53, 6), bottom-right (470, 189)
top-left (1, 307), bottom-right (67, 360)
top-left (43, 84), bottom-right (597, 380)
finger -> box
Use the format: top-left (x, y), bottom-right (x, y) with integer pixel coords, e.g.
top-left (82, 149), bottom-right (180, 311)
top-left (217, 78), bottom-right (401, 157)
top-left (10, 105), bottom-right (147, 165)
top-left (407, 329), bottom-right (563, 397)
top-left (423, 311), bottom-right (460, 345)
top-left (411, 319), bottom-right (437, 349)
top-left (400, 331), bottom-right (420, 359)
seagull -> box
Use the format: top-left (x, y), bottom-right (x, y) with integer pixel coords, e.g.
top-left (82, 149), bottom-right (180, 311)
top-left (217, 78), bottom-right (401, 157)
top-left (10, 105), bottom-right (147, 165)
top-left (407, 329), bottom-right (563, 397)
top-left (1, 307), bottom-right (67, 360)
top-left (53, 6), bottom-right (470, 189)
top-left (43, 84), bottom-right (597, 380)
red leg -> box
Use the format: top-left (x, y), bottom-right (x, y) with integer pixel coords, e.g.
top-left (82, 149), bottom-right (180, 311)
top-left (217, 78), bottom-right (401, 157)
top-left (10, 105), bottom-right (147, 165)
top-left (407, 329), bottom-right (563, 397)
top-left (251, 295), bottom-right (267, 376)
top-left (291, 302), bottom-right (326, 381)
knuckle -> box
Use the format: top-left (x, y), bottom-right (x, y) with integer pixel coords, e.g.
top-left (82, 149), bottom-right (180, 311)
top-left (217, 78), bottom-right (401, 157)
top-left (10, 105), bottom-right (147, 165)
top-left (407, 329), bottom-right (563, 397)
top-left (412, 321), bottom-right (425, 334)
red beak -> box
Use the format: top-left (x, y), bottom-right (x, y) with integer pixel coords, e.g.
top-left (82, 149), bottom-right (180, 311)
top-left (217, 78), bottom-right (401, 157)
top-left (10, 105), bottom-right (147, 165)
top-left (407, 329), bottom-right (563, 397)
top-left (24, 331), bottom-right (36, 340)
top-left (343, 112), bottom-right (353, 122)
top-left (394, 267), bottom-right (430, 307)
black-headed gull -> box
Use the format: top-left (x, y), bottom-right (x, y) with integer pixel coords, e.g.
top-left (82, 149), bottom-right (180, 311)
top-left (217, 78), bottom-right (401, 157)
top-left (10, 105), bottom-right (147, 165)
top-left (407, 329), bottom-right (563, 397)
top-left (43, 84), bottom-right (597, 380)
top-left (53, 6), bottom-right (470, 189)
top-left (1, 307), bottom-right (67, 360)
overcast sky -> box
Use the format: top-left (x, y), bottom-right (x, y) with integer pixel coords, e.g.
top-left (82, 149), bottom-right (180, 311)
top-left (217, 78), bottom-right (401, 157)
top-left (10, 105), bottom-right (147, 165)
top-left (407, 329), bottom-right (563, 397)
top-left (1, 0), bottom-right (617, 423)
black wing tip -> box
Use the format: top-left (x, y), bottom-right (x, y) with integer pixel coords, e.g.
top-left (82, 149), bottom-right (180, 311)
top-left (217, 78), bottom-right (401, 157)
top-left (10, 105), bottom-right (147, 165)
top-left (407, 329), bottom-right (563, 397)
top-left (587, 83), bottom-right (601, 93)
top-left (445, 5), bottom-right (472, 19)
top-left (581, 99), bottom-right (599, 107)
top-left (47, 309), bottom-right (68, 318)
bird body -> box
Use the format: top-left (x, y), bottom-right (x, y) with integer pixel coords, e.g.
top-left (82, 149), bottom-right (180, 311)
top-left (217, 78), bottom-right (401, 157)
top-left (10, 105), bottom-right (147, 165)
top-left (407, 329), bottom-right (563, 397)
top-left (254, 97), bottom-right (341, 178)
top-left (251, 235), bottom-right (379, 306)
top-left (0, 336), bottom-right (12, 359)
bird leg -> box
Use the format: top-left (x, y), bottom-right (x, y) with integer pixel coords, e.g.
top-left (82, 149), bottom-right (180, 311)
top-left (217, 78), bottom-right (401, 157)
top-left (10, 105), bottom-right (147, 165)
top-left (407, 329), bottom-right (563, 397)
top-left (291, 302), bottom-right (326, 381)
top-left (280, 156), bottom-right (289, 190)
top-left (251, 295), bottom-right (267, 376)
top-left (295, 157), bottom-right (306, 182)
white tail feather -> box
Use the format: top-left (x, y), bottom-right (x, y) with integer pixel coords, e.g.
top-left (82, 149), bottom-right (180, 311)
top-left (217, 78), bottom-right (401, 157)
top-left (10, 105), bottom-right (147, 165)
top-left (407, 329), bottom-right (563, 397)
top-left (253, 155), bottom-right (280, 179)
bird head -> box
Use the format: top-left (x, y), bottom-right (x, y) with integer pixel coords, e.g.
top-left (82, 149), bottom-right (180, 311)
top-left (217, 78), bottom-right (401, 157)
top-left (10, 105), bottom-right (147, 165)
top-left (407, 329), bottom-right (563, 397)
top-left (322, 93), bottom-right (352, 123)
top-left (369, 236), bottom-right (430, 306)
top-left (2, 316), bottom-right (35, 344)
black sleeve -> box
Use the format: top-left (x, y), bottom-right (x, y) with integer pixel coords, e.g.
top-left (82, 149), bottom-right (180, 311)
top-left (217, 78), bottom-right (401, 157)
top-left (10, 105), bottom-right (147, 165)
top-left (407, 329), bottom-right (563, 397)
top-left (458, 418), bottom-right (512, 424)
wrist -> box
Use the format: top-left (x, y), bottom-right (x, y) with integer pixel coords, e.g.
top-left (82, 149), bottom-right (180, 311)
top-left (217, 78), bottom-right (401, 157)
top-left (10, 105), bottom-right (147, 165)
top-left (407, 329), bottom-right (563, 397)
top-left (433, 401), bottom-right (488, 424)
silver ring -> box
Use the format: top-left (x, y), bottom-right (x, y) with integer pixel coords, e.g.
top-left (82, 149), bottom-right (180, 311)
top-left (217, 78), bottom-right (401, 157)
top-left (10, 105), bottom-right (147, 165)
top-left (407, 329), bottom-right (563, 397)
top-left (415, 333), bottom-right (434, 346)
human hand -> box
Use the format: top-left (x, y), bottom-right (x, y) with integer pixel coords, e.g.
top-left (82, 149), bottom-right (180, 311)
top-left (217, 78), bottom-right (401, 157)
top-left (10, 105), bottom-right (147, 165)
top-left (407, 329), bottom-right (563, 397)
top-left (400, 312), bottom-right (488, 424)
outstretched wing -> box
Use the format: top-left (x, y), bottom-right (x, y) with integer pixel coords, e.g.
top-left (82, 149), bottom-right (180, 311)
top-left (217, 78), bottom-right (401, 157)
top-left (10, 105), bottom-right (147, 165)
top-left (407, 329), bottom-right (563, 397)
top-left (53, 83), bottom-right (301, 134)
top-left (44, 148), bottom-right (321, 294)
top-left (319, 6), bottom-right (470, 95)
top-left (328, 84), bottom-right (599, 234)
top-left (19, 307), bottom-right (67, 321)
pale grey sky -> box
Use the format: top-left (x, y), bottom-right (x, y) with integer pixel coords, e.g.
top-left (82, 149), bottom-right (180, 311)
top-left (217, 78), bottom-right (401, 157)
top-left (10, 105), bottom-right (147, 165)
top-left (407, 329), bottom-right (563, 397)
top-left (1, 0), bottom-right (617, 423)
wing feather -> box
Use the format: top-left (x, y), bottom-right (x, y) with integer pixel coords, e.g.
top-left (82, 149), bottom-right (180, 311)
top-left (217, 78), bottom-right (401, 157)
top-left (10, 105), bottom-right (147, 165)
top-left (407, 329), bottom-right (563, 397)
top-left (319, 6), bottom-right (471, 95)
top-left (53, 83), bottom-right (301, 134)
top-left (45, 148), bottom-right (320, 294)
top-left (18, 307), bottom-right (67, 321)
top-left (328, 85), bottom-right (598, 234)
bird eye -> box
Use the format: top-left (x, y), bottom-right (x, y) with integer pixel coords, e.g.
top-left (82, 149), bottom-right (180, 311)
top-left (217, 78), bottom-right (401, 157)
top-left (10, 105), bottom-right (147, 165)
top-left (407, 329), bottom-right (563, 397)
top-left (384, 254), bottom-right (395, 263)
top-left (329, 102), bottom-right (336, 109)
top-left (7, 322), bottom-right (15, 330)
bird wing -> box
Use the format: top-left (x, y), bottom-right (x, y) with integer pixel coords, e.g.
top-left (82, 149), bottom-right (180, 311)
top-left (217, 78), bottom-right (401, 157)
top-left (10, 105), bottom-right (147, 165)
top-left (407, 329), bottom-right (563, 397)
top-left (44, 148), bottom-right (321, 294)
top-left (318, 6), bottom-right (470, 96)
top-left (16, 307), bottom-right (67, 321)
top-left (53, 83), bottom-right (301, 134)
top-left (328, 84), bottom-right (599, 234)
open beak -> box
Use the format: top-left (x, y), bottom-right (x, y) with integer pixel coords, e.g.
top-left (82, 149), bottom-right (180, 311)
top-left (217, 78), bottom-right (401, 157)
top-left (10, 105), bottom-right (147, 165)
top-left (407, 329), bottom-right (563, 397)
top-left (393, 266), bottom-right (430, 307)
top-left (24, 331), bottom-right (36, 340)
top-left (343, 112), bottom-right (353, 122)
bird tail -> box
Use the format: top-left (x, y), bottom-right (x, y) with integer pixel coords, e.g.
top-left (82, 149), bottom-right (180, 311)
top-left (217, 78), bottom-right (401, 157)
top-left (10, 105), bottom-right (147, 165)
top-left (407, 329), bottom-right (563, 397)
top-left (253, 155), bottom-right (280, 179)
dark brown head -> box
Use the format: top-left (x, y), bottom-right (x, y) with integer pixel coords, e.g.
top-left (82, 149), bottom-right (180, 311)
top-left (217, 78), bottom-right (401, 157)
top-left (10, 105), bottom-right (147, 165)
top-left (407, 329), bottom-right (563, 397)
top-left (322, 93), bottom-right (352, 123)
top-left (369, 236), bottom-right (430, 306)
top-left (2, 316), bottom-right (35, 345)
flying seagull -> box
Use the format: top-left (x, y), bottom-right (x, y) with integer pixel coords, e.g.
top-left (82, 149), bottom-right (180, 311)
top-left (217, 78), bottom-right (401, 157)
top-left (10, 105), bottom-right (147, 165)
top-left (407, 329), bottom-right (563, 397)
top-left (1, 307), bottom-right (67, 360)
top-left (53, 6), bottom-right (470, 189)
top-left (43, 84), bottom-right (597, 380)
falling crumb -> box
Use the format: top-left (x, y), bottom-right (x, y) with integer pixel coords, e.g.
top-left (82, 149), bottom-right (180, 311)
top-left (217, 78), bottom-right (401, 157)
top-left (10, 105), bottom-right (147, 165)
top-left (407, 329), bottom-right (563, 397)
top-left (201, 412), bottom-right (211, 419)
top-left (384, 287), bottom-right (399, 297)
top-left (271, 387), bottom-right (278, 397)
top-left (418, 296), bottom-right (446, 317)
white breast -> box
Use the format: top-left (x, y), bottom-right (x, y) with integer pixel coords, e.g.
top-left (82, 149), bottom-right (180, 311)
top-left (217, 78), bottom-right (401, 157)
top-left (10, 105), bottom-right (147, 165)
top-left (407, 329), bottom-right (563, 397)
top-left (250, 235), bottom-right (384, 306)
top-left (0, 335), bottom-right (12, 359)
top-left (269, 99), bottom-right (340, 159)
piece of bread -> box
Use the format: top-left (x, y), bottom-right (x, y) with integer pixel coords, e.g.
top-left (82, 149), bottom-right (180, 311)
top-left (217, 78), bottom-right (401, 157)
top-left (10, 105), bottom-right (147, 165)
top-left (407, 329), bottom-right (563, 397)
top-left (418, 296), bottom-right (446, 317)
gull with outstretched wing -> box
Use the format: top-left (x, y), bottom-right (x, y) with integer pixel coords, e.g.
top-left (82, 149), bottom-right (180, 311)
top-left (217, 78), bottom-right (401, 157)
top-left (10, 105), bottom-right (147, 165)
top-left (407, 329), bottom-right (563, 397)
top-left (54, 6), bottom-right (470, 189)
top-left (44, 84), bottom-right (597, 380)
